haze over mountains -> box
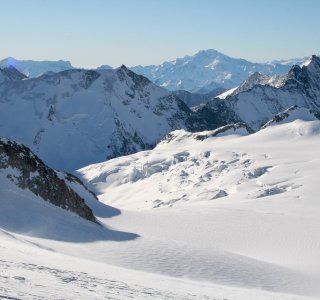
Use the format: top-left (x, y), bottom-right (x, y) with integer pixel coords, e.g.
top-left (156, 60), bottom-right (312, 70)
top-left (0, 57), bottom-right (73, 78)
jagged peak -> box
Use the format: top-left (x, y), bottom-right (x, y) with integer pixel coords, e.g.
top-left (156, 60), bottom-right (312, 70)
top-left (248, 71), bottom-right (267, 80)
top-left (0, 65), bottom-right (28, 81)
top-left (303, 54), bottom-right (320, 71)
top-left (119, 64), bottom-right (128, 70)
top-left (240, 71), bottom-right (268, 86)
top-left (116, 64), bottom-right (152, 87)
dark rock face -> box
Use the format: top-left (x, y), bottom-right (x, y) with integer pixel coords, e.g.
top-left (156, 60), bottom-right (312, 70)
top-left (0, 66), bottom-right (28, 82)
top-left (173, 87), bottom-right (225, 108)
top-left (193, 100), bottom-right (241, 132)
top-left (194, 123), bottom-right (249, 141)
top-left (0, 138), bottom-right (97, 223)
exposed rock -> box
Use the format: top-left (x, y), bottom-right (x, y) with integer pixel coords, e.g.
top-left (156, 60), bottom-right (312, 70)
top-left (0, 138), bottom-right (97, 223)
top-left (198, 55), bottom-right (320, 132)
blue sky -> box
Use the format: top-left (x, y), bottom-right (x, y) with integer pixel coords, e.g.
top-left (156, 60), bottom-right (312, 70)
top-left (1, 0), bottom-right (319, 67)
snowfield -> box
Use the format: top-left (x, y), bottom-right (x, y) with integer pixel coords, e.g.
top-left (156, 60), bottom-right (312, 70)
top-left (1, 119), bottom-right (320, 299)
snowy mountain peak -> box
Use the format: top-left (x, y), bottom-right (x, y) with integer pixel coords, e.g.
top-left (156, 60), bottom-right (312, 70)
top-left (0, 67), bottom-right (194, 171)
top-left (198, 54), bottom-right (320, 132)
top-left (234, 72), bottom-right (269, 94)
top-left (131, 49), bottom-right (296, 92)
top-left (0, 66), bottom-right (27, 82)
top-left (116, 64), bottom-right (151, 87)
top-left (303, 54), bottom-right (320, 74)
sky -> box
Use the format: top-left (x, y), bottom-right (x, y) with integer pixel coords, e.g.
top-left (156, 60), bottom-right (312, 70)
top-left (1, 0), bottom-right (320, 68)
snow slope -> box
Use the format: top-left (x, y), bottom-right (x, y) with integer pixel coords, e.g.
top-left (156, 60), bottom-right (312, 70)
top-left (1, 119), bottom-right (320, 299)
top-left (131, 49), bottom-right (298, 92)
top-left (76, 119), bottom-right (320, 299)
top-left (2, 231), bottom-right (313, 300)
top-left (0, 66), bottom-right (192, 171)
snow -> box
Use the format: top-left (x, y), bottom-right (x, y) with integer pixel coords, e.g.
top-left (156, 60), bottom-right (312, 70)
top-left (1, 234), bottom-right (312, 300)
top-left (0, 67), bottom-right (189, 171)
top-left (131, 49), bottom-right (295, 92)
top-left (1, 117), bottom-right (320, 298)
top-left (76, 119), bottom-right (320, 299)
top-left (216, 86), bottom-right (239, 99)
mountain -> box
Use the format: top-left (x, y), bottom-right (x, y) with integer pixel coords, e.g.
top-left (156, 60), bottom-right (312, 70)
top-left (0, 138), bottom-right (97, 222)
top-left (0, 57), bottom-right (74, 77)
top-left (197, 55), bottom-right (320, 131)
top-left (1, 55), bottom-right (319, 171)
top-left (130, 49), bottom-right (298, 92)
top-left (96, 64), bottom-right (113, 70)
top-left (173, 87), bottom-right (225, 108)
top-left (0, 65), bottom-right (195, 171)
top-left (0, 66), bottom-right (28, 83)
top-left (2, 51), bottom-right (306, 91)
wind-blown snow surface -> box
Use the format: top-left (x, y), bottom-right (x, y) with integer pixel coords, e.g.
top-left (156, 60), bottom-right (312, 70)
top-left (1, 120), bottom-right (320, 299)
top-left (77, 119), bottom-right (320, 299)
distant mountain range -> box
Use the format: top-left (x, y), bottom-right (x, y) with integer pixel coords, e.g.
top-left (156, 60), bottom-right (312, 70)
top-left (0, 50), bottom-right (308, 93)
top-left (0, 57), bottom-right (73, 78)
top-left (0, 54), bottom-right (319, 173)
top-left (196, 55), bottom-right (320, 131)
top-left (131, 49), bottom-right (308, 93)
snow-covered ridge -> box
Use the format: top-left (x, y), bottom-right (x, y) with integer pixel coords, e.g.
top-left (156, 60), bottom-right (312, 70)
top-left (1, 51), bottom-right (310, 93)
top-left (199, 55), bottom-right (320, 131)
top-left (1, 55), bottom-right (319, 172)
top-left (131, 49), bottom-right (300, 92)
top-left (0, 65), bottom-right (194, 171)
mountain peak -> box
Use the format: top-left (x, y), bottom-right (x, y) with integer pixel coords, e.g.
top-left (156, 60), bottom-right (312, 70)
top-left (195, 49), bottom-right (221, 57)
top-left (304, 54), bottom-right (320, 70)
top-left (0, 65), bottom-right (28, 81)
top-left (120, 64), bottom-right (128, 70)
top-left (131, 49), bottom-right (297, 92)
top-left (0, 57), bottom-right (74, 78)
